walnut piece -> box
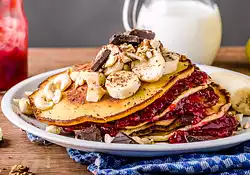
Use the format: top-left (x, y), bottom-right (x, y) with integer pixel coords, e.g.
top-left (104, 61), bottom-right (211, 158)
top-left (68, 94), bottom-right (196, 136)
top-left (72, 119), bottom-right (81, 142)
top-left (9, 165), bottom-right (34, 175)
top-left (243, 122), bottom-right (250, 129)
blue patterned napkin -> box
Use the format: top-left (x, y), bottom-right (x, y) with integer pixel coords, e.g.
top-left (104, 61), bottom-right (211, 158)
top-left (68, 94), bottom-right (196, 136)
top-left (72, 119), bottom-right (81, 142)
top-left (27, 132), bottom-right (250, 175)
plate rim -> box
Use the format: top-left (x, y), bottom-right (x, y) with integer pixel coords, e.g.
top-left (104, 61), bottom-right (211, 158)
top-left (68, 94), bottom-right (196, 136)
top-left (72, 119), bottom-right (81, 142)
top-left (2, 65), bottom-right (250, 152)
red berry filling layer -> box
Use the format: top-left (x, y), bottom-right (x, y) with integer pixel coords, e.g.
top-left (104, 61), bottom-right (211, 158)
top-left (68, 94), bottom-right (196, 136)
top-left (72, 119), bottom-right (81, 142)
top-left (168, 114), bottom-right (238, 144)
top-left (160, 86), bottom-right (219, 126)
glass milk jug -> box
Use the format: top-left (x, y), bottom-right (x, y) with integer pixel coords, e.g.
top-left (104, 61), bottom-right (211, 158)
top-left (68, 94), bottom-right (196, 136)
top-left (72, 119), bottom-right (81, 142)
top-left (123, 0), bottom-right (222, 65)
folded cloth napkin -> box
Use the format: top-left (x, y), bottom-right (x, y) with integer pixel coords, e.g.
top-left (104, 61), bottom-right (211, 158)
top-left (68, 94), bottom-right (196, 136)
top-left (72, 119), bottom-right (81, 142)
top-left (26, 132), bottom-right (250, 175)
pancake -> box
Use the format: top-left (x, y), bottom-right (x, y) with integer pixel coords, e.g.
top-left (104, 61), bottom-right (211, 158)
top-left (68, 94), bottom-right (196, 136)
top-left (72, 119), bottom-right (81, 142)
top-left (29, 56), bottom-right (194, 126)
top-left (131, 83), bottom-right (233, 143)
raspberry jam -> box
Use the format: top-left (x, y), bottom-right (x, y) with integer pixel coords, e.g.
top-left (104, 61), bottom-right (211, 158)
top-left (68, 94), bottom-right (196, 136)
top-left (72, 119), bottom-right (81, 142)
top-left (168, 114), bottom-right (238, 144)
top-left (0, 0), bottom-right (28, 91)
top-left (161, 86), bottom-right (219, 126)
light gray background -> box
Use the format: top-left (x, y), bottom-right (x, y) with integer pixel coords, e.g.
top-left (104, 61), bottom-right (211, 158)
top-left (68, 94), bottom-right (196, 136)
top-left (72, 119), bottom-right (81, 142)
top-left (24, 0), bottom-right (250, 47)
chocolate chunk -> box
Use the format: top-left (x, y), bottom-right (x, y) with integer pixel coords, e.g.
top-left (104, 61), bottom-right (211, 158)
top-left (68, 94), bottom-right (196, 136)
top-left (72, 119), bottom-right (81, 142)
top-left (74, 125), bottom-right (102, 142)
top-left (111, 132), bottom-right (138, 144)
top-left (91, 49), bottom-right (111, 71)
top-left (128, 29), bottom-right (155, 40)
top-left (109, 34), bottom-right (140, 45)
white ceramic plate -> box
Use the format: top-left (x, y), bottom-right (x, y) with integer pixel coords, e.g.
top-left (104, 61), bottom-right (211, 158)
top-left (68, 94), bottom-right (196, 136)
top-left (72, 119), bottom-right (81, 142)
top-left (2, 65), bottom-right (250, 157)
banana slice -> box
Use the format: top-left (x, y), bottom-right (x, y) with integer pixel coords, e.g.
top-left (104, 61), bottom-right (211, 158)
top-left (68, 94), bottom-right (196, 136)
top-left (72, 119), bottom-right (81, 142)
top-left (18, 98), bottom-right (33, 115)
top-left (231, 88), bottom-right (250, 115)
top-left (105, 54), bottom-right (118, 68)
top-left (131, 40), bottom-right (165, 82)
top-left (34, 95), bottom-right (54, 110)
top-left (210, 71), bottom-right (250, 115)
top-left (210, 72), bottom-right (250, 94)
top-left (105, 71), bottom-right (141, 99)
top-left (162, 52), bottom-right (180, 75)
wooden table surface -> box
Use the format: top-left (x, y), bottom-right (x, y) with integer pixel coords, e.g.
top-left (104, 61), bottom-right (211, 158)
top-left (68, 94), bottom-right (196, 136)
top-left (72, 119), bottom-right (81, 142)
top-left (0, 47), bottom-right (249, 175)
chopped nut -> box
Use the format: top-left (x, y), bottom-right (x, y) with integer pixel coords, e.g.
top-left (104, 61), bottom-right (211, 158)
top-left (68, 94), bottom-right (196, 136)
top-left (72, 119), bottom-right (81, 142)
top-left (161, 47), bottom-right (168, 56)
top-left (232, 131), bottom-right (238, 136)
top-left (70, 71), bottom-right (80, 81)
top-left (237, 125), bottom-right (242, 131)
top-left (119, 43), bottom-right (136, 53)
top-left (46, 125), bottom-right (61, 134)
top-left (228, 111), bottom-right (237, 116)
top-left (24, 91), bottom-right (33, 97)
top-left (13, 98), bottom-right (20, 105)
top-left (104, 134), bottom-right (114, 143)
top-left (99, 73), bottom-right (106, 86)
top-left (104, 59), bottom-right (124, 76)
top-left (53, 73), bottom-right (72, 91)
top-left (132, 136), bottom-right (153, 144)
top-left (125, 52), bottom-right (146, 62)
top-left (105, 54), bottom-right (118, 68)
top-left (243, 122), bottom-right (250, 129)
top-left (9, 165), bottom-right (34, 175)
top-left (145, 50), bottom-right (153, 59)
top-left (66, 67), bottom-right (73, 74)
top-left (18, 98), bottom-right (33, 115)
top-left (86, 85), bottom-right (106, 102)
top-left (121, 54), bottom-right (132, 63)
top-left (235, 113), bottom-right (243, 122)
top-left (150, 39), bottom-right (161, 49)
top-left (123, 64), bottom-right (131, 71)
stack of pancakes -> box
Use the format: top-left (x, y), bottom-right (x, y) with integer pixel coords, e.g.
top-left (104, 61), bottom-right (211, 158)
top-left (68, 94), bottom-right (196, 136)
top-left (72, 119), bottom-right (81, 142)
top-left (29, 56), bottom-right (239, 144)
top-left (29, 31), bottom-right (239, 144)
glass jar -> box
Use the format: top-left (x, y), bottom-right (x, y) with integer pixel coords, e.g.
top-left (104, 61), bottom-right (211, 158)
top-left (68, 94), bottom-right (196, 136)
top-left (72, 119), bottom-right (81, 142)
top-left (0, 0), bottom-right (28, 92)
top-left (123, 0), bottom-right (222, 65)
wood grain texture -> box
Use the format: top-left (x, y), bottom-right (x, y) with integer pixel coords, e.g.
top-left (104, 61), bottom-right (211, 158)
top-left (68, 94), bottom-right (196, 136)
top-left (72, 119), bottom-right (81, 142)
top-left (0, 47), bottom-right (249, 174)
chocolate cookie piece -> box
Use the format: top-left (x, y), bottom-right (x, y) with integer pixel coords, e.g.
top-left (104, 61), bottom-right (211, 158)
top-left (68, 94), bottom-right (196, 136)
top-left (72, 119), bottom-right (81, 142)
top-left (74, 125), bottom-right (102, 142)
top-left (109, 34), bottom-right (140, 45)
top-left (128, 29), bottom-right (155, 40)
top-left (91, 49), bottom-right (111, 71)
